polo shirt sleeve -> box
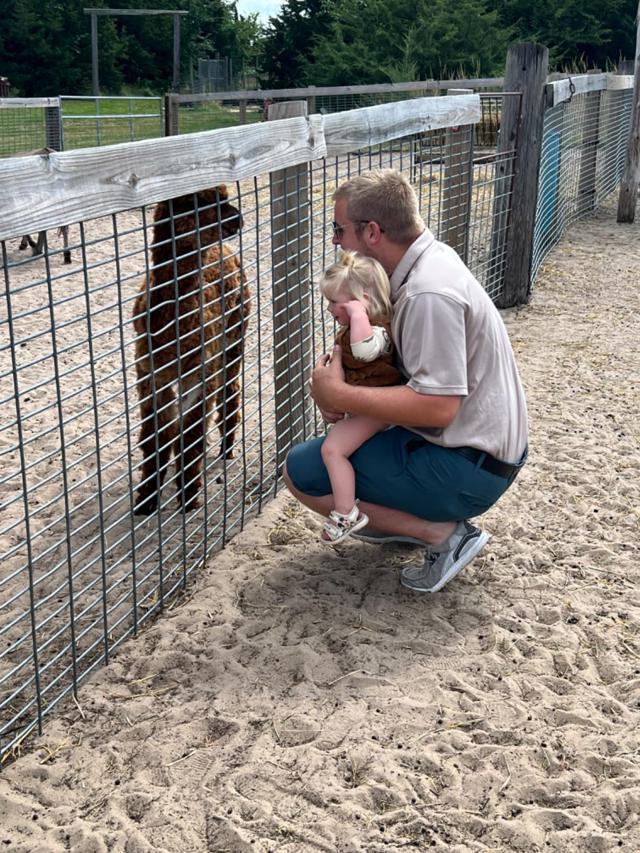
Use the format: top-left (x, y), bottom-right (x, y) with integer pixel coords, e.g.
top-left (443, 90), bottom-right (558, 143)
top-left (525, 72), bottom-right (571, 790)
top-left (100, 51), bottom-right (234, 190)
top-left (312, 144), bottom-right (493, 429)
top-left (398, 293), bottom-right (468, 396)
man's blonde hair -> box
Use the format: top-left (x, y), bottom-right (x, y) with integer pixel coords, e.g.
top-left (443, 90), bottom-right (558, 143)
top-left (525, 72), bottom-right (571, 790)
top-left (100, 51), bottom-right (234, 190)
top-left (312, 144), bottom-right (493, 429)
top-left (320, 252), bottom-right (392, 323)
top-left (333, 169), bottom-right (424, 243)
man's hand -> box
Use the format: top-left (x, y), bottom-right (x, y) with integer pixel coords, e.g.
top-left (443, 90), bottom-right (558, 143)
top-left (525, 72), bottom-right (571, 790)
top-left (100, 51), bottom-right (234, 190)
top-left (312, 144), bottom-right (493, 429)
top-left (310, 345), bottom-right (347, 414)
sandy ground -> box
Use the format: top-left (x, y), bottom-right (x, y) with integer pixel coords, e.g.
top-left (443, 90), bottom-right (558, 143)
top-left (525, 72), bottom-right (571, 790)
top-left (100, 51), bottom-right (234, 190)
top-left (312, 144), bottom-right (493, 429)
top-left (1, 198), bottom-right (639, 852)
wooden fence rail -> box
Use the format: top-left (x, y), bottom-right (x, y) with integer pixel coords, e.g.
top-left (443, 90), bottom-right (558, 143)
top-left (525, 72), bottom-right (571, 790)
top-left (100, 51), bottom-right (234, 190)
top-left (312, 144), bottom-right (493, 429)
top-left (0, 94), bottom-right (481, 241)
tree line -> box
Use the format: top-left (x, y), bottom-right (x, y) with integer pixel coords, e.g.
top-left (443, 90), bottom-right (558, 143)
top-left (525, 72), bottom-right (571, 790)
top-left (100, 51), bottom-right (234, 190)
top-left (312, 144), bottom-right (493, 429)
top-left (0, 0), bottom-right (636, 97)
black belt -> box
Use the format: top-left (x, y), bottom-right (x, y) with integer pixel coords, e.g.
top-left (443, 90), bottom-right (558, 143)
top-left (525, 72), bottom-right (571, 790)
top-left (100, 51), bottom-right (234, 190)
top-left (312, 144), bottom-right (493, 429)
top-left (454, 446), bottom-right (526, 481)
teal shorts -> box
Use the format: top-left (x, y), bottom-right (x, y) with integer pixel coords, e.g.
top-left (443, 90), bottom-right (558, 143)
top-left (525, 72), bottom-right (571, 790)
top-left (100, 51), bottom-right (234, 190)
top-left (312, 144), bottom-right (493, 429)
top-left (286, 426), bottom-right (523, 522)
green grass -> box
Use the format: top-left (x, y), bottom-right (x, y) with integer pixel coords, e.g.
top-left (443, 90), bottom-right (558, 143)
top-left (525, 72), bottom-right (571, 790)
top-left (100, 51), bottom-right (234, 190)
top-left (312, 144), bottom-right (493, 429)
top-left (176, 100), bottom-right (263, 135)
top-left (0, 97), bottom-right (263, 156)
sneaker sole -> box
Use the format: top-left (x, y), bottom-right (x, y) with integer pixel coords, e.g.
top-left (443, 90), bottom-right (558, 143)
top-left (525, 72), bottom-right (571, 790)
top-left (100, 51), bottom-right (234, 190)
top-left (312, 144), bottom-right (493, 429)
top-left (401, 531), bottom-right (491, 593)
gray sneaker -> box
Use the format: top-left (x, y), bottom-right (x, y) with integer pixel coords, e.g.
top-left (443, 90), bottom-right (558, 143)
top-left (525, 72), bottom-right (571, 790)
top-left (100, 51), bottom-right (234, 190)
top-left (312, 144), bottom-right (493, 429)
top-left (400, 520), bottom-right (490, 593)
top-left (352, 527), bottom-right (426, 546)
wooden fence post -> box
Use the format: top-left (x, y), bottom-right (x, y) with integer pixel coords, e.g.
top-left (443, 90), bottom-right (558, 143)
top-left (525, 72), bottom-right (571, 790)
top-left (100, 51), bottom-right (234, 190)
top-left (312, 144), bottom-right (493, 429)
top-left (441, 88), bottom-right (474, 261)
top-left (164, 94), bottom-right (179, 136)
top-left (307, 86), bottom-right (317, 115)
top-left (493, 42), bottom-right (549, 307)
top-left (268, 100), bottom-right (312, 476)
top-left (617, 1), bottom-right (640, 223)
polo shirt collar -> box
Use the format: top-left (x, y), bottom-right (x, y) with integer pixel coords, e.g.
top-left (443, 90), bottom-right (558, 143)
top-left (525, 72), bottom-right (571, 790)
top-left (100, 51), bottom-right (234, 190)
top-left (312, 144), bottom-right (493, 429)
top-left (390, 227), bottom-right (435, 299)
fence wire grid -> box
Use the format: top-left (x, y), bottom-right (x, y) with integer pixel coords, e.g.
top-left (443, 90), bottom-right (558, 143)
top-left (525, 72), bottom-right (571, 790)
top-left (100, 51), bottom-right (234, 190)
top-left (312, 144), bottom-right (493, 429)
top-left (0, 102), bottom-right (62, 158)
top-left (531, 87), bottom-right (634, 281)
top-left (0, 82), bottom-right (631, 764)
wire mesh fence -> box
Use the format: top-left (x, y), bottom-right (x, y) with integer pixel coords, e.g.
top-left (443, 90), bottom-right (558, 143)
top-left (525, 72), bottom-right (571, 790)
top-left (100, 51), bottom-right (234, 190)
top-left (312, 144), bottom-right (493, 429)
top-left (60, 97), bottom-right (164, 150)
top-left (0, 99), bottom-right (62, 157)
top-left (532, 86), bottom-right (634, 281)
top-left (0, 94), bottom-right (519, 763)
top-left (168, 80), bottom-right (506, 135)
top-left (0, 73), bottom-right (633, 765)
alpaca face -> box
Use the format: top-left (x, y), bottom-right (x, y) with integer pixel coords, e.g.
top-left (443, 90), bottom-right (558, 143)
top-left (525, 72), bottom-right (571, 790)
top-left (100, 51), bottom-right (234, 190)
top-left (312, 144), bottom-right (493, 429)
top-left (157, 185), bottom-right (243, 243)
top-left (195, 186), bottom-right (243, 240)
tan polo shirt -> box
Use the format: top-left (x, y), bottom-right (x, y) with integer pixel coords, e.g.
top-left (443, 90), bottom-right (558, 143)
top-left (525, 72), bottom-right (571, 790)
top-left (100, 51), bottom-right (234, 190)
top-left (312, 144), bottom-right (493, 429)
top-left (390, 228), bottom-right (528, 463)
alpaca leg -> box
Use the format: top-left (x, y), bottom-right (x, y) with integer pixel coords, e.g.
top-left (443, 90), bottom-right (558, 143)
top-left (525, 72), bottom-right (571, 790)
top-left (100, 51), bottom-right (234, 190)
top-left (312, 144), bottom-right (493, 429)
top-left (214, 292), bottom-right (248, 460)
top-left (134, 376), bottom-right (178, 515)
top-left (175, 382), bottom-right (211, 512)
top-left (60, 226), bottom-right (71, 264)
top-left (30, 232), bottom-right (46, 257)
top-left (215, 373), bottom-right (241, 461)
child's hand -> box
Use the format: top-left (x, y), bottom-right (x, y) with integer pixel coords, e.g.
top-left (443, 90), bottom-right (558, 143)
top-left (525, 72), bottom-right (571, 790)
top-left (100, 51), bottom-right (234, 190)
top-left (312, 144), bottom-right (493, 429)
top-left (344, 299), bottom-right (368, 318)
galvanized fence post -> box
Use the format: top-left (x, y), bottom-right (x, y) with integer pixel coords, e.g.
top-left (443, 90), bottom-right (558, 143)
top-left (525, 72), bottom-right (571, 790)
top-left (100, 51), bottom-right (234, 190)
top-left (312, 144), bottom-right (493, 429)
top-left (44, 99), bottom-right (63, 150)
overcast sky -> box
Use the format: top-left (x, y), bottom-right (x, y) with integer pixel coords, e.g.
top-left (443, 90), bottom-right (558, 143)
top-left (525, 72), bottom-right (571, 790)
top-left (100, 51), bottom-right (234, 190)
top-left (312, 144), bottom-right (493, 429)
top-left (236, 0), bottom-right (283, 23)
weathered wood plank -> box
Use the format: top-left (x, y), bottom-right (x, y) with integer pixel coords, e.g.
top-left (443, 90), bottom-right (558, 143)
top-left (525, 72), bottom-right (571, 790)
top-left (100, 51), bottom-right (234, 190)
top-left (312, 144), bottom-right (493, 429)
top-left (174, 82), bottom-right (440, 103)
top-left (172, 79), bottom-right (503, 104)
top-left (324, 95), bottom-right (481, 156)
top-left (607, 73), bottom-right (635, 91)
top-left (497, 43), bottom-right (549, 307)
top-left (546, 73), bottom-right (633, 107)
top-left (0, 97), bottom-right (60, 109)
top-left (0, 115), bottom-right (326, 240)
top-left (83, 7), bottom-right (188, 15)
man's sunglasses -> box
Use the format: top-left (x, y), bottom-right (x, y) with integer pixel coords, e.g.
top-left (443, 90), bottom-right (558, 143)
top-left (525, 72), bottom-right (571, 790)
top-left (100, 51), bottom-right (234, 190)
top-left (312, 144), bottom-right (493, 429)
top-left (331, 220), bottom-right (385, 239)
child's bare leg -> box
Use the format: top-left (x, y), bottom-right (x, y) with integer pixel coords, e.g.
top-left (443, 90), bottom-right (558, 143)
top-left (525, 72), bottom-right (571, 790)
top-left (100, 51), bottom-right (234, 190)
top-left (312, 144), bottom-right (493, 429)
top-left (321, 416), bottom-right (387, 515)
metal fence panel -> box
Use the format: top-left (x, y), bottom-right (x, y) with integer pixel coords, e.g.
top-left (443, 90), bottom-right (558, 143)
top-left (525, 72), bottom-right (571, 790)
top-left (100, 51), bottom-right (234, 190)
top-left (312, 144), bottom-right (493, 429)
top-left (1, 79), bottom-right (632, 764)
top-left (60, 96), bottom-right (164, 150)
top-left (532, 87), bottom-right (633, 281)
top-left (0, 99), bottom-right (62, 157)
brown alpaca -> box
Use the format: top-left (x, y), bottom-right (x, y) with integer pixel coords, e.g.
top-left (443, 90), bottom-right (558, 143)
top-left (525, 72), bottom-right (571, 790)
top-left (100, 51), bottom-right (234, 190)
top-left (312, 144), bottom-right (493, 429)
top-left (19, 226), bottom-right (71, 264)
top-left (132, 185), bottom-right (250, 515)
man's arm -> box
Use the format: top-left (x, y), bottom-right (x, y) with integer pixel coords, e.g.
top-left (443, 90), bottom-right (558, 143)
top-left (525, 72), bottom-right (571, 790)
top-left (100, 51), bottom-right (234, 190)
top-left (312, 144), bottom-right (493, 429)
top-left (310, 347), bottom-right (461, 429)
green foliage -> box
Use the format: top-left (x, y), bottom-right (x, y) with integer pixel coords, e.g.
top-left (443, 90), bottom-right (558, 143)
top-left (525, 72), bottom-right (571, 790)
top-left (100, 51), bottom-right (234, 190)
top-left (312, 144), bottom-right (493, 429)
top-left (260, 0), bottom-right (637, 88)
top-left (303, 0), bottom-right (510, 86)
top-left (260, 0), bottom-right (337, 87)
top-left (0, 0), bottom-right (261, 96)
top-left (493, 0), bottom-right (637, 70)
top-left (2, 0), bottom-right (636, 96)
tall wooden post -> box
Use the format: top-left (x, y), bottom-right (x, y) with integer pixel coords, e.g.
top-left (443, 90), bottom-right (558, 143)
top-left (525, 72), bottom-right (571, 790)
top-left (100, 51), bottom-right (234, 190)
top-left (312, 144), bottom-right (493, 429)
top-left (494, 43), bottom-right (549, 307)
top-left (172, 13), bottom-right (181, 93)
top-left (441, 88), bottom-right (474, 261)
top-left (90, 11), bottom-right (99, 96)
top-left (164, 94), bottom-right (179, 136)
top-left (268, 101), bottom-right (312, 476)
top-left (617, 1), bottom-right (640, 223)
